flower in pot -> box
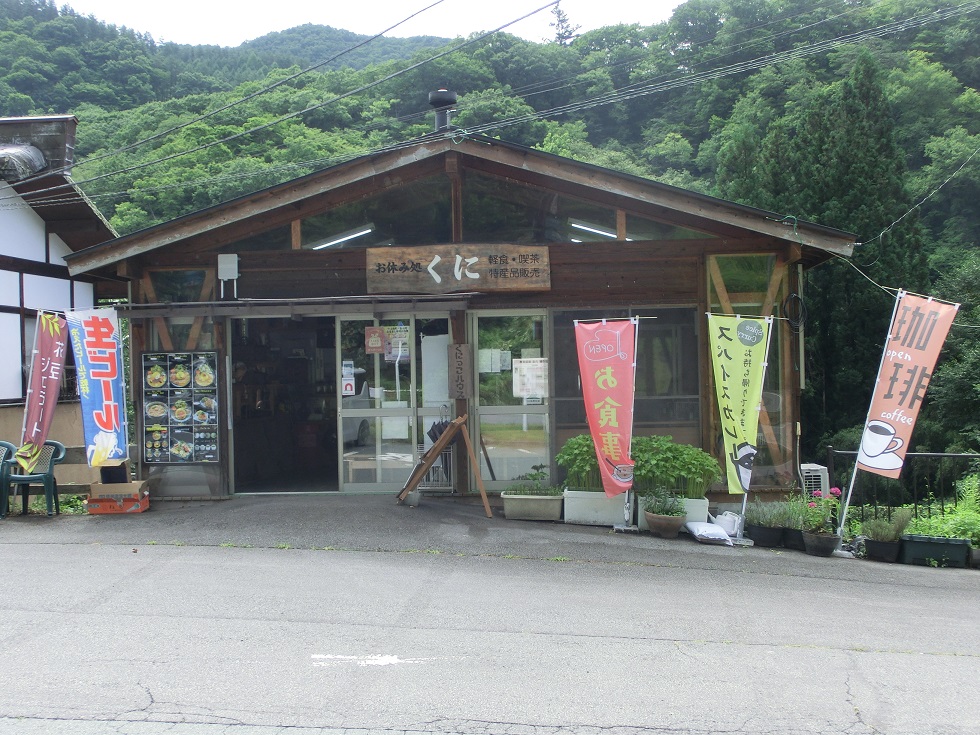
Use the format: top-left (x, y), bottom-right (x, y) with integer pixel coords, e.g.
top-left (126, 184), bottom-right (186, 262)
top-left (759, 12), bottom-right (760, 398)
top-left (743, 498), bottom-right (789, 548)
top-left (639, 487), bottom-right (686, 538)
top-left (802, 487), bottom-right (843, 556)
top-left (861, 508), bottom-right (912, 563)
top-left (501, 464), bottom-right (563, 522)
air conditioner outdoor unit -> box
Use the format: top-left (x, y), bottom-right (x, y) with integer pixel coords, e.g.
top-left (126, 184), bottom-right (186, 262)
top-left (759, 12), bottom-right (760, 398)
top-left (801, 463), bottom-right (830, 496)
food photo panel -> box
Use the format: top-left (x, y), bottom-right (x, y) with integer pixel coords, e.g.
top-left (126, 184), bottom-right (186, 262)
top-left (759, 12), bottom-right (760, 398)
top-left (144, 353), bottom-right (168, 390)
top-left (168, 353), bottom-right (192, 389)
top-left (169, 427), bottom-right (195, 463)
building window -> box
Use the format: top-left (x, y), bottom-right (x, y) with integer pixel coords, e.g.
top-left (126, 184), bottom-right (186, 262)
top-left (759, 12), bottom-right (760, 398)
top-left (552, 308), bottom-right (701, 448)
top-left (708, 254), bottom-right (794, 487)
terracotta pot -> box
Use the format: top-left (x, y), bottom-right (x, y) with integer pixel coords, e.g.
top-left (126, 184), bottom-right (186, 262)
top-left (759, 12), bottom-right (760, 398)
top-left (643, 511), bottom-right (686, 539)
top-left (802, 531), bottom-right (841, 557)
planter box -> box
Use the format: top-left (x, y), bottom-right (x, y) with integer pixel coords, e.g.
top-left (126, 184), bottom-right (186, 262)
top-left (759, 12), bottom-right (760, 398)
top-left (683, 497), bottom-right (709, 525)
top-left (563, 489), bottom-right (626, 527)
top-left (899, 534), bottom-right (971, 568)
top-left (501, 492), bottom-right (563, 522)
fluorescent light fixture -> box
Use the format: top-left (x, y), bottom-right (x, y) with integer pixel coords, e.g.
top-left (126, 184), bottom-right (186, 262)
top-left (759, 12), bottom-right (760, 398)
top-left (308, 224), bottom-right (374, 250)
top-left (567, 219), bottom-right (634, 242)
top-left (569, 219), bottom-right (616, 238)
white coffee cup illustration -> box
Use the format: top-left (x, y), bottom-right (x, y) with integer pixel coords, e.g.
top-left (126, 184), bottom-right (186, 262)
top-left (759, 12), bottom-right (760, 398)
top-left (861, 420), bottom-right (903, 458)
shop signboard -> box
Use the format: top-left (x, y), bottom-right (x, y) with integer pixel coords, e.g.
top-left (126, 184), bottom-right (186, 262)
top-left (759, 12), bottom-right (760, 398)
top-left (366, 245), bottom-right (550, 294)
top-left (142, 352), bottom-right (219, 464)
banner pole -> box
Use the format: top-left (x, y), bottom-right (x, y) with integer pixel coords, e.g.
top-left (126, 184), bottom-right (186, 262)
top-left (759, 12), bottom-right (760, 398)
top-left (838, 461), bottom-right (860, 538)
top-left (838, 291), bottom-right (903, 537)
top-left (19, 315), bottom-right (43, 446)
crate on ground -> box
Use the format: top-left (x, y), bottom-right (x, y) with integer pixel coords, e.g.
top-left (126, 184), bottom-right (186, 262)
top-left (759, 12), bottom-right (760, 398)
top-left (417, 443), bottom-right (454, 491)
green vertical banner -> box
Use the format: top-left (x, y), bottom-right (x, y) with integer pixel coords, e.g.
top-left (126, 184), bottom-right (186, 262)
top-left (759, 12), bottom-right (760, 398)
top-left (707, 314), bottom-right (772, 494)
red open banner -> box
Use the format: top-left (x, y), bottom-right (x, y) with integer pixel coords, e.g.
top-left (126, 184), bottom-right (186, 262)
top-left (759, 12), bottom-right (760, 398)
top-left (574, 319), bottom-right (637, 497)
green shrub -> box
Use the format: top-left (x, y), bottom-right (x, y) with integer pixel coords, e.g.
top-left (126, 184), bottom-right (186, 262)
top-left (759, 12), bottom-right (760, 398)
top-left (555, 434), bottom-right (602, 490)
top-left (860, 508), bottom-right (912, 542)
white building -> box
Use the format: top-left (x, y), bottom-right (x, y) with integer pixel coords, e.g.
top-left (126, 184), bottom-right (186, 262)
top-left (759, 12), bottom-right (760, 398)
top-left (0, 115), bottom-right (115, 444)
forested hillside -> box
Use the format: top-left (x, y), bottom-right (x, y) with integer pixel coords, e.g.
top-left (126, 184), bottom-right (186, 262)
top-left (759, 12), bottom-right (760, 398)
top-left (3, 0), bottom-right (979, 458)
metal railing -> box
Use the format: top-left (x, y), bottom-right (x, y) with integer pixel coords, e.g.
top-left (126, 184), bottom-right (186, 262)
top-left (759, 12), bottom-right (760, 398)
top-left (826, 446), bottom-right (980, 514)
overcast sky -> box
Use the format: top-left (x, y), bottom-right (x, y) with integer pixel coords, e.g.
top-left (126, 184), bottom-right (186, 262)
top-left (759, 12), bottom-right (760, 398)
top-left (60, 0), bottom-right (685, 47)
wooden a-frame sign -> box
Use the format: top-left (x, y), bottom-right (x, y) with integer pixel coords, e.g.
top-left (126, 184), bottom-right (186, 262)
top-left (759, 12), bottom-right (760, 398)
top-left (396, 413), bottom-right (492, 518)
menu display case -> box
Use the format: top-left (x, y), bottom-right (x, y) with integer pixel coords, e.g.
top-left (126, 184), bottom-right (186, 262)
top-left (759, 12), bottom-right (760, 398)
top-left (142, 352), bottom-right (219, 464)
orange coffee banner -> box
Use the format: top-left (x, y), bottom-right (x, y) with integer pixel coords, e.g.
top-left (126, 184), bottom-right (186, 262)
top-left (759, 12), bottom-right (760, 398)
top-left (574, 318), bottom-right (638, 497)
top-left (858, 292), bottom-right (959, 479)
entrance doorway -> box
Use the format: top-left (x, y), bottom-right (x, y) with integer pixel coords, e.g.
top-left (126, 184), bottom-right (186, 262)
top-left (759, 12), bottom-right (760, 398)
top-left (230, 314), bottom-right (451, 492)
top-left (338, 315), bottom-right (452, 492)
top-left (231, 316), bottom-right (339, 491)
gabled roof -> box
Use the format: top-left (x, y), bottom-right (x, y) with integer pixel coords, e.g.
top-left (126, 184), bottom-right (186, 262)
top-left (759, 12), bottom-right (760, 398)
top-left (64, 133), bottom-right (855, 276)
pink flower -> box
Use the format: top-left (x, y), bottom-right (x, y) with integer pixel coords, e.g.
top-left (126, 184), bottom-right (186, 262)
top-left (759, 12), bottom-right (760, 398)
top-left (830, 487), bottom-right (842, 497)
top-left (808, 501), bottom-right (817, 508)
top-left (812, 490), bottom-right (822, 498)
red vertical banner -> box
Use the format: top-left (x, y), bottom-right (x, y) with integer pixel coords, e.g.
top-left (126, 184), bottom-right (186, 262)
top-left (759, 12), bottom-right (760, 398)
top-left (574, 318), bottom-right (638, 497)
top-left (858, 292), bottom-right (958, 479)
top-left (16, 312), bottom-right (68, 472)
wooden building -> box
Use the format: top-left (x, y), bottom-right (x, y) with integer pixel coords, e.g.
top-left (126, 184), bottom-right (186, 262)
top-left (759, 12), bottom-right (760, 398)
top-left (65, 132), bottom-right (855, 499)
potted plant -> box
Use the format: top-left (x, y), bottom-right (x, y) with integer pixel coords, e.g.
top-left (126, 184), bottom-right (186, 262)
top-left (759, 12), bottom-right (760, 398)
top-left (743, 499), bottom-right (788, 548)
top-left (556, 434), bottom-right (625, 526)
top-left (860, 508), bottom-right (912, 563)
top-left (782, 492), bottom-right (809, 551)
top-left (637, 436), bottom-right (721, 524)
top-left (501, 465), bottom-right (563, 522)
top-left (639, 487), bottom-right (687, 538)
top-left (801, 487), bottom-right (843, 556)
top-left (632, 435), bottom-right (674, 529)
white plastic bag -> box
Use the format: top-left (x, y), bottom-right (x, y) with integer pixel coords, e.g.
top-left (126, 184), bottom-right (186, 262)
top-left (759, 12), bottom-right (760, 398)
top-left (713, 511), bottom-right (743, 537)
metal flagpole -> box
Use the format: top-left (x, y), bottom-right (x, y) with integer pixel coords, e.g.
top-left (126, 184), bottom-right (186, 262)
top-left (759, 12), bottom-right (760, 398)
top-left (838, 291), bottom-right (904, 537)
top-left (624, 316), bottom-right (640, 528)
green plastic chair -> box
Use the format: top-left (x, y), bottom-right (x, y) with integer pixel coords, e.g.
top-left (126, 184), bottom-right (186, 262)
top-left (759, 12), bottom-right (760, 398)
top-left (4, 440), bottom-right (66, 517)
top-left (0, 440), bottom-right (16, 519)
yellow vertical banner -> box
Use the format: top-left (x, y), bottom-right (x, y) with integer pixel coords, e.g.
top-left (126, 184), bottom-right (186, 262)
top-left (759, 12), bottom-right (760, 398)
top-left (707, 314), bottom-right (772, 494)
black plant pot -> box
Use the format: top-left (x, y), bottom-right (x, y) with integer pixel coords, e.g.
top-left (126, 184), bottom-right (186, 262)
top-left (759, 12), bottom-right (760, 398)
top-left (782, 528), bottom-right (806, 551)
top-left (802, 531), bottom-right (841, 557)
top-left (864, 539), bottom-right (901, 563)
top-left (745, 524), bottom-right (784, 548)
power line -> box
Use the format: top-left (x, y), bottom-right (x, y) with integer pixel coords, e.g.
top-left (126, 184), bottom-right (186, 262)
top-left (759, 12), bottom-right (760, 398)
top-left (12, 0), bottom-right (449, 188)
top-left (14, 0), bottom-right (870, 204)
top-left (458, 1), bottom-right (980, 140)
top-left (858, 140), bottom-right (980, 248)
top-left (5, 0), bottom-right (558, 204)
top-left (8, 0), bottom-right (977, 213)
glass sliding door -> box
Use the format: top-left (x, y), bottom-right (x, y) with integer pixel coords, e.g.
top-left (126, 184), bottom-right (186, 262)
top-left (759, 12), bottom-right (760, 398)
top-left (337, 315), bottom-right (450, 492)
